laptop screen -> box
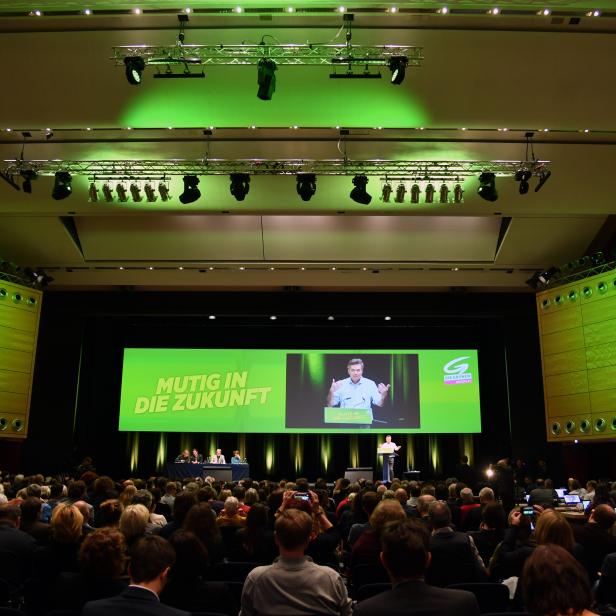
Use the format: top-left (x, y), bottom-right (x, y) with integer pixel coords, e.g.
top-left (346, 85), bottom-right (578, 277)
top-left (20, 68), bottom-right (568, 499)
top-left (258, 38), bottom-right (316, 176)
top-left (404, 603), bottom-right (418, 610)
top-left (555, 488), bottom-right (567, 498)
top-left (564, 494), bottom-right (581, 505)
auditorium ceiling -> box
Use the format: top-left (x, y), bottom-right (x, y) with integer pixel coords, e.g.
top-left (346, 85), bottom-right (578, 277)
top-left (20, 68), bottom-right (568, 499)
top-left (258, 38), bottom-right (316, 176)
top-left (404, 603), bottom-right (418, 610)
top-left (1, 1), bottom-right (615, 291)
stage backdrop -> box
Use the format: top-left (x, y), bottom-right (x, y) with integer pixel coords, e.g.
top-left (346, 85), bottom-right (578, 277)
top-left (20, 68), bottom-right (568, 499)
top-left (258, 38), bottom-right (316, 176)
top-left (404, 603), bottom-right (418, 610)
top-left (118, 348), bottom-right (480, 434)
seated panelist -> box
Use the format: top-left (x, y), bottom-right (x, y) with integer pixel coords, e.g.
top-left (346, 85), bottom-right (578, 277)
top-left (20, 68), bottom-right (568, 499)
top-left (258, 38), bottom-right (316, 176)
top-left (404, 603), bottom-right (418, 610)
top-left (210, 448), bottom-right (226, 464)
top-left (190, 448), bottom-right (203, 464)
top-left (174, 449), bottom-right (190, 464)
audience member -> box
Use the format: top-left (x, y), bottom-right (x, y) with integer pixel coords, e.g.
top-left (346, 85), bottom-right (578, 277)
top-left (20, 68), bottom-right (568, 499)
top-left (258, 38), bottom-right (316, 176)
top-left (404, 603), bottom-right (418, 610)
top-left (119, 503), bottom-right (150, 546)
top-left (354, 519), bottom-right (480, 616)
top-left (240, 508), bottom-right (352, 615)
top-left (0, 503), bottom-right (36, 587)
top-left (183, 501), bottom-right (226, 564)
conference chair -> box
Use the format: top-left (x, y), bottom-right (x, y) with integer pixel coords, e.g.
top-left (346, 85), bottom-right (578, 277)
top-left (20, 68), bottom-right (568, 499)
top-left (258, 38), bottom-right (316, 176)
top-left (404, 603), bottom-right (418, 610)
top-left (354, 582), bottom-right (391, 602)
top-left (351, 563), bottom-right (390, 596)
top-left (447, 582), bottom-right (510, 613)
top-left (209, 561), bottom-right (260, 582)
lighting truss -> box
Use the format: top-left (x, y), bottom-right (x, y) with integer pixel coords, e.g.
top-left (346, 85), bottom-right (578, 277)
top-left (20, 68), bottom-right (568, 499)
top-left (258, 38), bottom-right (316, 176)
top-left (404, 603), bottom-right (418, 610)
top-left (1, 159), bottom-right (550, 181)
top-left (112, 44), bottom-right (423, 68)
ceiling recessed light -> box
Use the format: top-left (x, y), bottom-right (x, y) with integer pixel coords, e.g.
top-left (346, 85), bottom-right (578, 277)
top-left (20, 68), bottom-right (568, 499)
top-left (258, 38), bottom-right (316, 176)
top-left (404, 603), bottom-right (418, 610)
top-left (119, 266), bottom-right (124, 270)
top-left (541, 8), bottom-right (551, 15)
top-left (184, 7), bottom-right (191, 13)
top-left (331, 267), bottom-right (336, 270)
top-left (270, 315), bottom-right (277, 320)
top-left (83, 8), bottom-right (92, 15)
top-left (148, 266), bottom-right (154, 270)
top-left (384, 316), bottom-right (392, 321)
top-left (287, 6), bottom-right (295, 12)
top-left (440, 6), bottom-right (449, 13)
top-left (209, 315), bottom-right (216, 320)
top-left (178, 266), bottom-right (184, 270)
top-left (234, 6), bottom-right (243, 13)
top-left (338, 6), bottom-right (346, 13)
top-left (270, 267), bottom-right (275, 270)
top-left (362, 267), bottom-right (367, 271)
top-left (133, 7), bottom-right (142, 14)
top-left (389, 6), bottom-right (398, 13)
top-left (239, 266), bottom-right (245, 270)
top-left (328, 315), bottom-right (335, 320)
top-left (209, 266), bottom-right (214, 270)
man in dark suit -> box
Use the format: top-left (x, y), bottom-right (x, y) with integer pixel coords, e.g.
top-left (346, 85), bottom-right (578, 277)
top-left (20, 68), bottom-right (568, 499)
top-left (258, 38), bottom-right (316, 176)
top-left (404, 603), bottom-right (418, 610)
top-left (0, 504), bottom-right (37, 587)
top-left (354, 519), bottom-right (479, 616)
top-left (82, 535), bottom-right (189, 616)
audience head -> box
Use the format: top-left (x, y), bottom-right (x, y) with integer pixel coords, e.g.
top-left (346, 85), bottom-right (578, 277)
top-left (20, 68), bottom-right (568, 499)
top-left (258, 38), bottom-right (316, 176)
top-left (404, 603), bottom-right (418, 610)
top-left (132, 489), bottom-right (154, 512)
top-left (460, 487), bottom-right (474, 504)
top-left (369, 499), bottom-right (406, 536)
top-left (478, 486), bottom-right (495, 504)
top-left (380, 519), bottom-right (430, 581)
top-left (67, 480), bottom-right (87, 501)
top-left (167, 529), bottom-right (208, 578)
top-left (184, 502), bottom-right (219, 542)
top-left (223, 496), bottom-right (240, 516)
top-left (0, 504), bottom-right (21, 527)
top-left (522, 544), bottom-right (592, 616)
top-left (417, 494), bottom-right (436, 517)
top-left (428, 501), bottom-right (452, 529)
top-left (481, 502), bottom-right (506, 531)
top-left (128, 535), bottom-right (175, 590)
top-left (172, 491), bottom-right (198, 526)
top-left (275, 508), bottom-right (313, 551)
top-left (51, 503), bottom-right (84, 542)
top-left (589, 503), bottom-right (616, 530)
top-left (19, 497), bottom-right (42, 526)
top-left (97, 499), bottom-right (124, 527)
top-left (74, 500), bottom-right (94, 524)
top-left (79, 527), bottom-right (127, 578)
top-left (534, 509), bottom-right (574, 551)
top-left (119, 503), bottom-right (149, 542)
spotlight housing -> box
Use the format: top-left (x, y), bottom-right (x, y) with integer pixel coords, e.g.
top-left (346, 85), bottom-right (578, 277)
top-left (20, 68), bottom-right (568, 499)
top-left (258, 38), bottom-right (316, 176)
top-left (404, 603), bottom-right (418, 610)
top-left (52, 171), bottom-right (72, 200)
top-left (394, 183), bottom-right (406, 203)
top-left (88, 182), bottom-right (99, 202)
top-left (425, 182), bottom-right (435, 203)
top-left (515, 169), bottom-right (532, 195)
top-left (453, 183), bottom-right (464, 203)
top-left (477, 171), bottom-right (498, 202)
top-left (388, 55), bottom-right (408, 85)
top-left (116, 183), bottom-right (128, 202)
top-left (535, 169), bottom-right (551, 192)
top-left (130, 182), bottom-right (143, 202)
top-left (158, 182), bottom-right (171, 201)
top-left (21, 169), bottom-right (37, 193)
top-left (144, 182), bottom-right (157, 202)
top-left (229, 173), bottom-right (251, 201)
top-left (257, 58), bottom-right (277, 100)
top-left (102, 183), bottom-right (114, 202)
top-left (179, 175), bottom-right (201, 204)
top-left (124, 56), bottom-right (146, 85)
top-left (296, 173), bottom-right (317, 201)
top-left (381, 183), bottom-right (392, 202)
top-left (439, 183), bottom-right (449, 203)
top-left (350, 175), bottom-right (372, 204)
top-left (410, 183), bottom-right (421, 204)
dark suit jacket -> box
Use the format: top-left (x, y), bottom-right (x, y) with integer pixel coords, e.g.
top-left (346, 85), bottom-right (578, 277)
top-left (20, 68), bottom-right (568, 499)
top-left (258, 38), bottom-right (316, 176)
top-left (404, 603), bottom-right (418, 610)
top-left (572, 522), bottom-right (616, 582)
top-left (353, 578), bottom-right (480, 616)
top-left (82, 585), bottom-right (190, 616)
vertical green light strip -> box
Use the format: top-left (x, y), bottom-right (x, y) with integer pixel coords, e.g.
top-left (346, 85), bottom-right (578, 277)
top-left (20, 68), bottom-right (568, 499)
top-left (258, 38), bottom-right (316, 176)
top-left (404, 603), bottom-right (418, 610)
top-left (180, 433), bottom-right (191, 453)
top-left (238, 434), bottom-right (246, 460)
top-left (349, 434), bottom-right (359, 468)
top-left (265, 436), bottom-right (275, 475)
top-left (406, 434), bottom-right (415, 470)
top-left (428, 434), bottom-right (441, 475)
top-left (291, 434), bottom-right (303, 475)
top-left (208, 434), bottom-right (218, 457)
top-left (458, 434), bottom-right (474, 465)
top-left (129, 432), bottom-right (140, 473)
top-left (320, 434), bottom-right (331, 474)
top-left (307, 352), bottom-right (325, 386)
top-left (375, 435), bottom-right (383, 470)
top-left (156, 433), bottom-right (167, 472)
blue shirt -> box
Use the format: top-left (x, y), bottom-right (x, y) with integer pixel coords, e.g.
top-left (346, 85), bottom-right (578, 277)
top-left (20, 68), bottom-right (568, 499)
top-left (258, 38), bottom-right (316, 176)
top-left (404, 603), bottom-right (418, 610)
top-left (331, 377), bottom-right (381, 409)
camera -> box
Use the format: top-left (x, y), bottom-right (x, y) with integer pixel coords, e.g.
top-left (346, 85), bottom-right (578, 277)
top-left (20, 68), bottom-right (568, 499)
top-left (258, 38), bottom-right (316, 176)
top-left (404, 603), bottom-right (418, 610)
top-left (293, 492), bottom-right (310, 501)
top-left (522, 506), bottom-right (534, 516)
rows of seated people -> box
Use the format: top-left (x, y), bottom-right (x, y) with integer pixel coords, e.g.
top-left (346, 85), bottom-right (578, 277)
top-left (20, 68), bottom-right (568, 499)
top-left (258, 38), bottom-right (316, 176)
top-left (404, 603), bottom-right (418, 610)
top-left (0, 470), bottom-right (615, 615)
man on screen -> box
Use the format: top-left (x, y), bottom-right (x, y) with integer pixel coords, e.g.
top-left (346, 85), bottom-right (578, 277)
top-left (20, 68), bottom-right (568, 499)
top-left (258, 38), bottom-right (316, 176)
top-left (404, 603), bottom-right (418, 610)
top-left (327, 358), bottom-right (390, 414)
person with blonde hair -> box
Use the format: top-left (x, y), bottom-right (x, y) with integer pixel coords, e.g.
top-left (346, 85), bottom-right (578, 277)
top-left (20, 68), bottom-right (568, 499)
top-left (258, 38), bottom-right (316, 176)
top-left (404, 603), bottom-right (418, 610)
top-left (119, 503), bottom-right (149, 546)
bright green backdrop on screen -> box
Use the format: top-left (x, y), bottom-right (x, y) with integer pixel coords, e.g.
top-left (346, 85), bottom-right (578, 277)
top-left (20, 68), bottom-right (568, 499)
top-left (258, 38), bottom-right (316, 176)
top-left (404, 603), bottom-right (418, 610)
top-left (118, 348), bottom-right (480, 433)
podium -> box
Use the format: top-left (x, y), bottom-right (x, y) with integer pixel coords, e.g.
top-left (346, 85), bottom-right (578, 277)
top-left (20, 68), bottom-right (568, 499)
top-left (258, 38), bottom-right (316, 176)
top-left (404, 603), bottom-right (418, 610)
top-left (377, 446), bottom-right (396, 483)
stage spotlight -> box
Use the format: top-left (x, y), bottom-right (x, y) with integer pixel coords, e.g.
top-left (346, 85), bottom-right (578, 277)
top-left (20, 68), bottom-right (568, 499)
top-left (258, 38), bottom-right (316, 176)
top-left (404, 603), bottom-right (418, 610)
top-left (88, 182), bottom-right (99, 202)
top-left (229, 173), bottom-right (250, 201)
top-left (394, 183), bottom-right (406, 203)
top-left (350, 175), bottom-right (372, 204)
top-left (410, 183), bottom-right (421, 204)
top-left (535, 169), bottom-right (552, 192)
top-left (21, 169), bottom-right (37, 193)
top-left (130, 182), bottom-right (143, 202)
top-left (51, 171), bottom-right (72, 200)
top-left (425, 182), bottom-right (435, 203)
top-left (144, 182), bottom-right (157, 202)
top-left (296, 173), bottom-right (317, 201)
top-left (381, 183), bottom-right (392, 202)
top-left (439, 183), bottom-right (449, 203)
top-left (158, 182), bottom-right (171, 201)
top-left (124, 56), bottom-right (145, 85)
top-left (116, 183), bottom-right (128, 202)
top-left (102, 183), bottom-right (114, 202)
top-left (453, 183), bottom-right (464, 203)
top-left (388, 55), bottom-right (408, 85)
top-left (515, 169), bottom-right (532, 195)
top-left (257, 58), bottom-right (277, 100)
top-left (477, 171), bottom-right (498, 202)
top-left (179, 175), bottom-right (201, 204)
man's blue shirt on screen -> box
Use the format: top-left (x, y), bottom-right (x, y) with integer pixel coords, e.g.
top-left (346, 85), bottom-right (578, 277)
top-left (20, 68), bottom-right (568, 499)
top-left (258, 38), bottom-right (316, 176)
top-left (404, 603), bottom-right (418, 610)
top-left (331, 377), bottom-right (380, 409)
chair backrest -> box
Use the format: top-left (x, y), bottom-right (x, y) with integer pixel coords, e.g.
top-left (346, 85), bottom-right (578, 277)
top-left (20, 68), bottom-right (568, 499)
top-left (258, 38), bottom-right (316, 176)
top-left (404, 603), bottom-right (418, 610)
top-left (209, 561), bottom-right (260, 582)
top-left (351, 563), bottom-right (390, 591)
top-left (447, 582), bottom-right (510, 613)
top-left (354, 582), bottom-right (391, 602)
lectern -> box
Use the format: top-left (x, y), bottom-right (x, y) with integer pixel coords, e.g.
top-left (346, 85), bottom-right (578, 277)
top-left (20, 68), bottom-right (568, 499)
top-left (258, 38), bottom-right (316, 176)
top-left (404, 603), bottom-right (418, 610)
top-left (377, 446), bottom-right (396, 483)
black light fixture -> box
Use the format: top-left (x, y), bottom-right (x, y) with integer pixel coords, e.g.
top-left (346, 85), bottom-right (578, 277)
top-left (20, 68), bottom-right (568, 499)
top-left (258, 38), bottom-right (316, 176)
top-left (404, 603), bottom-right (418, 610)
top-left (102, 183), bottom-right (114, 202)
top-left (535, 169), bottom-right (552, 192)
top-left (425, 182), bottom-right (435, 203)
top-left (477, 171), bottom-right (498, 202)
top-left (51, 171), bottom-right (72, 200)
top-left (515, 169), bottom-right (532, 194)
top-left (179, 175), bottom-right (201, 204)
top-left (257, 58), bottom-right (277, 100)
top-left (144, 182), bottom-right (157, 202)
top-left (350, 175), bottom-right (372, 204)
top-left (21, 169), bottom-right (37, 194)
top-left (158, 182), bottom-right (171, 201)
top-left (439, 183), bottom-right (449, 203)
top-left (296, 173), bottom-right (317, 201)
top-left (130, 182), bottom-right (143, 202)
top-left (381, 183), bottom-right (392, 202)
top-left (388, 55), bottom-right (408, 85)
top-left (116, 183), bottom-right (128, 202)
top-left (229, 173), bottom-right (250, 201)
top-left (453, 182), bottom-right (464, 203)
top-left (410, 183), bottom-right (421, 204)
top-left (88, 182), bottom-right (98, 202)
top-left (394, 183), bottom-right (406, 203)
top-left (124, 56), bottom-right (146, 85)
